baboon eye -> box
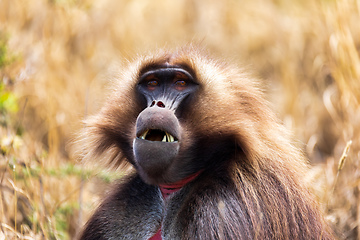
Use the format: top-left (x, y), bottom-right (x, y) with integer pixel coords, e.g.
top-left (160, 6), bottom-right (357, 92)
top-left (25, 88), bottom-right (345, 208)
top-left (144, 74), bottom-right (159, 89)
top-left (175, 80), bottom-right (187, 86)
top-left (147, 80), bottom-right (159, 86)
top-left (174, 71), bottom-right (189, 90)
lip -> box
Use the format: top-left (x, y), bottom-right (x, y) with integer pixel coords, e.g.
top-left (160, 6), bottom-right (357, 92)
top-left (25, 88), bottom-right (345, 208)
top-left (135, 107), bottom-right (181, 143)
top-left (133, 137), bottom-right (180, 184)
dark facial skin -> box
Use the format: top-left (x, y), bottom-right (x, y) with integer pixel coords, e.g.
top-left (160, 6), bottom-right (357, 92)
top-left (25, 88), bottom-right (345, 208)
top-left (133, 67), bottom-right (199, 185)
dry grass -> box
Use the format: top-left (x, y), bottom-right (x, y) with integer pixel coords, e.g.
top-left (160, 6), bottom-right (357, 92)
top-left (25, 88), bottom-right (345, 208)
top-left (0, 0), bottom-right (359, 239)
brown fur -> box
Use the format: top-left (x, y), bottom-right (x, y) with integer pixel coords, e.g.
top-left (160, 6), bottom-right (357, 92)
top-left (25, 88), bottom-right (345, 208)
top-left (76, 46), bottom-right (334, 239)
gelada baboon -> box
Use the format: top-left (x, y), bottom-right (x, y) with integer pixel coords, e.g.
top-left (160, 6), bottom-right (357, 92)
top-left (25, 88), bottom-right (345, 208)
top-left (76, 46), bottom-right (333, 239)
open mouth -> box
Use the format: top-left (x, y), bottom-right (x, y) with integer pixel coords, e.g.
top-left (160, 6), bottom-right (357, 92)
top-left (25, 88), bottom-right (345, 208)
top-left (138, 129), bottom-right (178, 142)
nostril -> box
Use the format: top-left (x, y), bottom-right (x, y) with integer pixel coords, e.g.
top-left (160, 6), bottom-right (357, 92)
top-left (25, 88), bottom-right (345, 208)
top-left (157, 101), bottom-right (165, 108)
top-left (150, 101), bottom-right (155, 107)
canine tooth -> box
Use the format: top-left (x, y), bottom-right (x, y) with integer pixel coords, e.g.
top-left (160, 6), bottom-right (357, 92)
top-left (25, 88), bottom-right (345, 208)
top-left (167, 133), bottom-right (173, 142)
top-left (140, 129), bottom-right (149, 139)
top-left (162, 135), bottom-right (167, 142)
top-left (165, 132), bottom-right (174, 142)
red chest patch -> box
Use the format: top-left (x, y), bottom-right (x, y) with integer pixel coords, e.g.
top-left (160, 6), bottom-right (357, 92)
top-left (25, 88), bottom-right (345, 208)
top-left (149, 171), bottom-right (202, 240)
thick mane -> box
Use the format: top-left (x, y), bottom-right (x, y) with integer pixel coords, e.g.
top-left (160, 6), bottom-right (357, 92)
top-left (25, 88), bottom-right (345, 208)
top-left (76, 46), bottom-right (309, 188)
top-left (76, 46), bottom-right (333, 240)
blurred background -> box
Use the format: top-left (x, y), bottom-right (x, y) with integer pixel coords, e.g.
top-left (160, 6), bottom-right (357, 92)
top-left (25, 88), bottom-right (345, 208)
top-left (0, 0), bottom-right (359, 239)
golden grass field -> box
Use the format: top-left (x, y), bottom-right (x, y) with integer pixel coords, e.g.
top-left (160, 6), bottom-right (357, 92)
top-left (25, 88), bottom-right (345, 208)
top-left (0, 0), bottom-right (359, 239)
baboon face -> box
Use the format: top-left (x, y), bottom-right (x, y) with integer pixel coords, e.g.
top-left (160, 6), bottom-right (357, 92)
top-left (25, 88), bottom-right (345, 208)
top-left (133, 66), bottom-right (200, 185)
top-left (83, 49), bottom-right (241, 186)
top-left (85, 48), bottom-right (269, 186)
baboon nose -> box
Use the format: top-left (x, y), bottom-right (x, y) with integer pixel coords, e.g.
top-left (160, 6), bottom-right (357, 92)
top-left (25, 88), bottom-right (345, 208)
top-left (150, 101), bottom-right (165, 108)
top-left (149, 100), bottom-right (166, 109)
top-left (156, 101), bottom-right (165, 108)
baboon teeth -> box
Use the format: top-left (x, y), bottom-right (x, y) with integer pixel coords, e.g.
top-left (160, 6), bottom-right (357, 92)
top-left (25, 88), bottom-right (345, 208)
top-left (163, 132), bottom-right (175, 142)
top-left (162, 134), bottom-right (167, 142)
top-left (160, 131), bottom-right (176, 142)
top-left (139, 129), bottom-right (176, 142)
top-left (168, 134), bottom-right (174, 142)
top-left (139, 129), bottom-right (149, 140)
